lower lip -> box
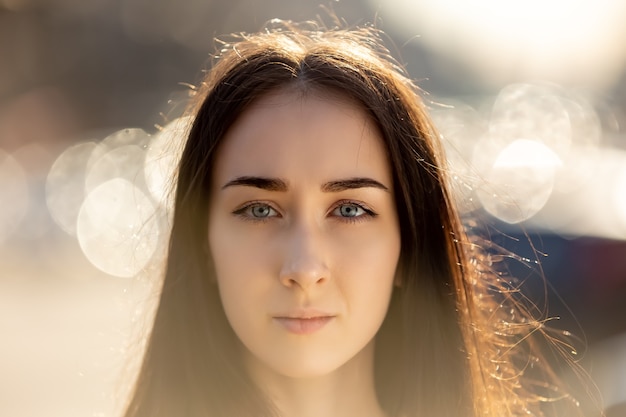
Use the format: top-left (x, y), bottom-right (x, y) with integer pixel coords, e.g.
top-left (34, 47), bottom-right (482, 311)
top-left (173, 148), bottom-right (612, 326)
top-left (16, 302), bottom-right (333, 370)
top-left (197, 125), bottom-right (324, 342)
top-left (274, 317), bottom-right (334, 335)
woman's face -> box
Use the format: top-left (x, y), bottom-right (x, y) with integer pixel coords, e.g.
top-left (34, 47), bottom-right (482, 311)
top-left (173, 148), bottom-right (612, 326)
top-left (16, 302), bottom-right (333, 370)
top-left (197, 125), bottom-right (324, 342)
top-left (208, 90), bottom-right (401, 379)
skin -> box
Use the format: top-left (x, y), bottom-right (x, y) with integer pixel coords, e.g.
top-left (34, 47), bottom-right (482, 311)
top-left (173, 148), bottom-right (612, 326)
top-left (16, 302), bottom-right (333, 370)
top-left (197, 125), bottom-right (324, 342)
top-left (208, 90), bottom-right (400, 417)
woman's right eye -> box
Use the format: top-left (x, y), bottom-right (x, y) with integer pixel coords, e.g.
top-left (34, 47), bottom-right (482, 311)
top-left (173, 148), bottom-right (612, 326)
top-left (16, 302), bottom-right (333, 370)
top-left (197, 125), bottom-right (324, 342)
top-left (233, 203), bottom-right (279, 221)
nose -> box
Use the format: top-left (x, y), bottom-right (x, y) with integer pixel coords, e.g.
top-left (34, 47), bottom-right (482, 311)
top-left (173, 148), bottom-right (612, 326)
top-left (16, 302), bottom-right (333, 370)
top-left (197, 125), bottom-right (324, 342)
top-left (278, 225), bottom-right (330, 290)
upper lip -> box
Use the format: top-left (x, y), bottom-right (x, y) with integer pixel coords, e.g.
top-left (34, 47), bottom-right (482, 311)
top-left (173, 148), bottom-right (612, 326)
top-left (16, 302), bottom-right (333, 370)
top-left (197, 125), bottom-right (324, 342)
top-left (273, 309), bottom-right (336, 319)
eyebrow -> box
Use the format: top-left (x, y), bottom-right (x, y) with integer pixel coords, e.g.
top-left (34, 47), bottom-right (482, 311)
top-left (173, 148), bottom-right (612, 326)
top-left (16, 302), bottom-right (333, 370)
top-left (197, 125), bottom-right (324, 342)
top-left (321, 177), bottom-right (389, 192)
top-left (221, 176), bottom-right (287, 191)
top-left (221, 176), bottom-right (389, 192)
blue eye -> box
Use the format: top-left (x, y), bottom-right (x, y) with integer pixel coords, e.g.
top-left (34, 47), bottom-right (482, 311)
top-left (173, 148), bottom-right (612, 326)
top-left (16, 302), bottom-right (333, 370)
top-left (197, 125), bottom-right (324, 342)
top-left (250, 204), bottom-right (273, 218)
top-left (335, 203), bottom-right (365, 218)
top-left (234, 203), bottom-right (279, 221)
top-left (331, 202), bottom-right (376, 223)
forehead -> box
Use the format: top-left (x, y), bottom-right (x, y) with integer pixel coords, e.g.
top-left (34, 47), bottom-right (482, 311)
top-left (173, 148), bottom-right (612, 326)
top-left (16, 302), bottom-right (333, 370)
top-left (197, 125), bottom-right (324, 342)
top-left (212, 90), bottom-right (392, 186)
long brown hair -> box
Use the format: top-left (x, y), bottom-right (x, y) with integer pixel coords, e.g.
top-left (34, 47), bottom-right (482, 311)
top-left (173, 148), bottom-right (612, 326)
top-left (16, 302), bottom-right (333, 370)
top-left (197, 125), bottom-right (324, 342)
top-left (124, 21), bottom-right (581, 417)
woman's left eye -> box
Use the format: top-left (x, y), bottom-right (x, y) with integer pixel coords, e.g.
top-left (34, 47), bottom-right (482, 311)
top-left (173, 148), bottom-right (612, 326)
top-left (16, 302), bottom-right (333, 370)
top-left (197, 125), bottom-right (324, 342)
top-left (331, 202), bottom-right (375, 221)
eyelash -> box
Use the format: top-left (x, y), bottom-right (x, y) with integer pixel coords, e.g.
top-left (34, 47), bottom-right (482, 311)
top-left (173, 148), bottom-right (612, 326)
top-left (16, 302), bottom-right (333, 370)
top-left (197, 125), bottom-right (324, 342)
top-left (232, 200), bottom-right (377, 224)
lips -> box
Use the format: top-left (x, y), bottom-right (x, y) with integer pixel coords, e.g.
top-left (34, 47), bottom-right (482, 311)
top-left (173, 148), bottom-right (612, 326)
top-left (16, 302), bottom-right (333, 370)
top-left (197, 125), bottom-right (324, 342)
top-left (273, 314), bottom-right (335, 335)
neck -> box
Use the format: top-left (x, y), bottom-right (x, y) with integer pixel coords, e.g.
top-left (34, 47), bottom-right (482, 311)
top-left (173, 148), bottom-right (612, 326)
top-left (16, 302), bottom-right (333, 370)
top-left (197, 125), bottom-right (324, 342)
top-left (245, 341), bottom-right (387, 417)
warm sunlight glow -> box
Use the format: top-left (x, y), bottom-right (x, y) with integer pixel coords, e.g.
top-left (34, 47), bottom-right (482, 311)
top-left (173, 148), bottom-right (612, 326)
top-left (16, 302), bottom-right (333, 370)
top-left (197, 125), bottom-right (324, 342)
top-left (372, 0), bottom-right (626, 87)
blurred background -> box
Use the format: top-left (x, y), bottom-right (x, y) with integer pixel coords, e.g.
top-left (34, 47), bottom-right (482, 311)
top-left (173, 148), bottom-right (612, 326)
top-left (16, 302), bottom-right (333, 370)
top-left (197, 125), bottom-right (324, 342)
top-left (0, 0), bottom-right (624, 416)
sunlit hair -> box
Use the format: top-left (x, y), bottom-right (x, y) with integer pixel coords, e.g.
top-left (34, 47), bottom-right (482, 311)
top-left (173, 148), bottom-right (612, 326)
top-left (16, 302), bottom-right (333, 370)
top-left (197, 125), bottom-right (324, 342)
top-left (124, 20), bottom-right (585, 417)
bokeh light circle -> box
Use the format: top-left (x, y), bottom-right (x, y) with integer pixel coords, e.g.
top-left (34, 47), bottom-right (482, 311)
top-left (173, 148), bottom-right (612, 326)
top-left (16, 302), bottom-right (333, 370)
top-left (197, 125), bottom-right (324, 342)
top-left (85, 144), bottom-right (147, 194)
top-left (85, 128), bottom-right (151, 193)
top-left (477, 139), bottom-right (561, 224)
top-left (45, 141), bottom-right (98, 235)
top-left (489, 83), bottom-right (572, 157)
top-left (76, 178), bottom-right (159, 278)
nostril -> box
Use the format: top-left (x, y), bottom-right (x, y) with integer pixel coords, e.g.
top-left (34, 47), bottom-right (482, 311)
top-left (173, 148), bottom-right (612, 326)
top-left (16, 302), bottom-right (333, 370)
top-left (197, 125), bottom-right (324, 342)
top-left (278, 230), bottom-right (330, 289)
top-left (279, 261), bottom-right (330, 289)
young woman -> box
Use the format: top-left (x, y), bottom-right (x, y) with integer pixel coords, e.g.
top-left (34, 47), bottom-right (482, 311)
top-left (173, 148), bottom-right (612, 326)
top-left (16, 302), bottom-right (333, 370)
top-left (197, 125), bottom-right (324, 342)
top-left (123, 21), bottom-right (584, 417)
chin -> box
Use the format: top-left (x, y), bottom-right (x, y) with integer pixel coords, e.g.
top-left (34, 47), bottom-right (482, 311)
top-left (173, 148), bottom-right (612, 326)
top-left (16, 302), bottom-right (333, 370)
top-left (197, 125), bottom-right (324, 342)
top-left (270, 356), bottom-right (346, 379)
top-left (252, 342), bottom-right (376, 381)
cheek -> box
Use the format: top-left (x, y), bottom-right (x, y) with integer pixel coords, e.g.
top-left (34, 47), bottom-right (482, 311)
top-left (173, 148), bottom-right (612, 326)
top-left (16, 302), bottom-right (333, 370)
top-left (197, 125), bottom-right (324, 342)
top-left (331, 224), bottom-right (400, 310)
top-left (208, 220), bottom-right (277, 323)
top-left (208, 211), bottom-right (276, 277)
top-left (333, 220), bottom-right (401, 275)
